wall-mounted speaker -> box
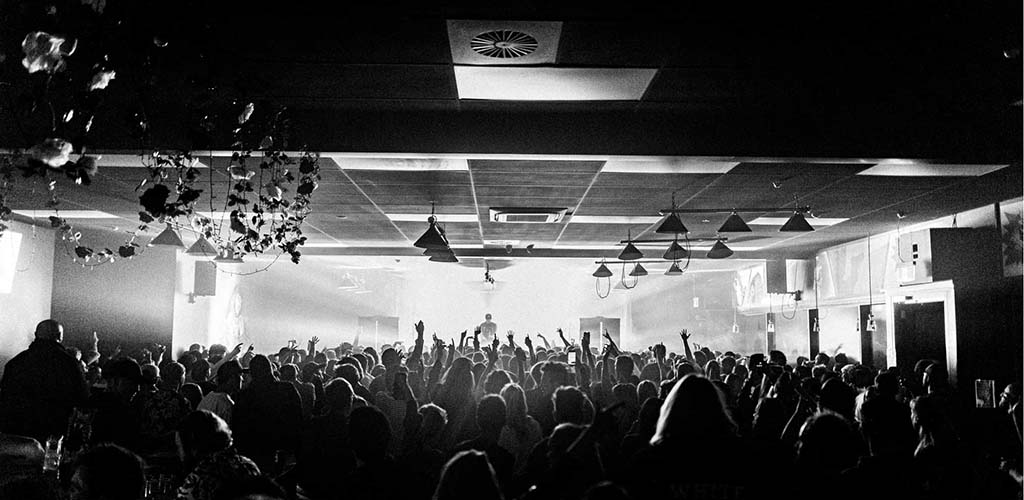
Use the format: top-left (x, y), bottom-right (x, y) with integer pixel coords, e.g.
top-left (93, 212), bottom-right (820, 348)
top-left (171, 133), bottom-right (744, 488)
top-left (193, 261), bottom-right (217, 297)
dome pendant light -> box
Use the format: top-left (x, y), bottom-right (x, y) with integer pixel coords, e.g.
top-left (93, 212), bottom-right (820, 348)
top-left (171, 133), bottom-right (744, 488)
top-left (663, 238), bottom-right (688, 260)
top-left (149, 223), bottom-right (185, 248)
top-left (718, 212), bottom-right (752, 232)
top-left (185, 236), bottom-right (217, 256)
top-left (655, 194), bottom-right (688, 234)
top-left (706, 240), bottom-right (734, 259)
top-left (618, 230), bottom-right (643, 260)
top-left (780, 211), bottom-right (814, 232)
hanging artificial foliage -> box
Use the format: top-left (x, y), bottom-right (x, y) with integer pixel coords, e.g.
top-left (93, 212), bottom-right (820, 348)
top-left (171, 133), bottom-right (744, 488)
top-left (0, 1), bottom-right (322, 268)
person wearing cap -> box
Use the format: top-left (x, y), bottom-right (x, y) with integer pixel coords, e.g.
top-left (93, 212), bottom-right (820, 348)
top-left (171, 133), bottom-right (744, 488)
top-left (0, 319), bottom-right (89, 443)
top-left (198, 360), bottom-right (245, 424)
top-left (89, 358), bottom-right (143, 450)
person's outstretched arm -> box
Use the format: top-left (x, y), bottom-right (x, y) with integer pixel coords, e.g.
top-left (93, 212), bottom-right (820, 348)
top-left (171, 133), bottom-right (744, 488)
top-left (210, 343), bottom-right (243, 380)
top-left (601, 345), bottom-right (613, 386)
top-left (557, 328), bottom-right (570, 348)
top-left (653, 343), bottom-right (666, 382)
top-left (581, 332), bottom-right (595, 371)
top-left (602, 331), bottom-right (619, 358)
top-left (82, 331), bottom-right (101, 366)
top-left (537, 333), bottom-right (551, 350)
top-left (458, 330), bottom-right (467, 354)
top-left (524, 335), bottom-right (537, 366)
top-left (680, 329), bottom-right (694, 362)
top-left (472, 327), bottom-right (481, 353)
top-left (445, 339), bottom-right (456, 369)
top-left (411, 321), bottom-right (425, 361)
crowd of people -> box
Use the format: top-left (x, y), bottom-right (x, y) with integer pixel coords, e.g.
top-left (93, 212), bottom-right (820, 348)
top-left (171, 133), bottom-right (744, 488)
top-left (0, 318), bottom-right (1021, 500)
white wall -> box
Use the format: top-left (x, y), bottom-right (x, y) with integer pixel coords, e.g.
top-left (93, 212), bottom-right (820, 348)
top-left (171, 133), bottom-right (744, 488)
top-left (0, 221), bottom-right (55, 377)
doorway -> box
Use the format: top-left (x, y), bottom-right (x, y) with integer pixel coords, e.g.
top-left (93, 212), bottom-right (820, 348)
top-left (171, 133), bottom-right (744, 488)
top-left (893, 301), bottom-right (946, 380)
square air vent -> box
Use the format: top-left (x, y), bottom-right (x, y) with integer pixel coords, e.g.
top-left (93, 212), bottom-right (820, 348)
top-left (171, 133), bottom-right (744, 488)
top-left (489, 207), bottom-right (568, 223)
top-left (447, 20), bottom-right (562, 65)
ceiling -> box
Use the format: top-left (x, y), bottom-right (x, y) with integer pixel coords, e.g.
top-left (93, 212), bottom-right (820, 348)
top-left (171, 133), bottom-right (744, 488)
top-left (1, 0), bottom-right (1021, 260)
top-left (7, 155), bottom-right (1021, 259)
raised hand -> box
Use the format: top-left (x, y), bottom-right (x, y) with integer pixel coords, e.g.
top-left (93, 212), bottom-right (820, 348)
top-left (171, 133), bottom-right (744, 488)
top-left (581, 331), bottom-right (591, 349)
top-left (310, 336), bottom-right (320, 346)
top-left (523, 335), bottom-right (533, 349)
top-left (679, 329), bottom-right (690, 341)
top-left (415, 320), bottom-right (425, 338)
top-left (507, 331), bottom-right (515, 346)
top-left (247, 344), bottom-right (254, 352)
top-left (460, 330), bottom-right (468, 340)
top-left (231, 343), bottom-right (244, 356)
top-left (491, 337), bottom-right (499, 351)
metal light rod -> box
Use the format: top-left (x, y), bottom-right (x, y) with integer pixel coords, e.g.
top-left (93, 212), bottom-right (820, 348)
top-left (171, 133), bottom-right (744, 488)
top-left (658, 206), bottom-right (810, 214)
top-left (620, 237), bottom-right (729, 244)
top-left (597, 259), bottom-right (704, 264)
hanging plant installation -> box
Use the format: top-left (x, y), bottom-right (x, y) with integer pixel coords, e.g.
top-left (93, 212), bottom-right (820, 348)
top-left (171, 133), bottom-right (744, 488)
top-left (138, 106), bottom-right (321, 264)
top-left (0, 2), bottom-right (322, 268)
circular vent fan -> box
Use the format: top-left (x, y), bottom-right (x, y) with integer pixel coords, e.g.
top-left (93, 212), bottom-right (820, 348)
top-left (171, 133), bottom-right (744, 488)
top-left (470, 30), bottom-right (538, 59)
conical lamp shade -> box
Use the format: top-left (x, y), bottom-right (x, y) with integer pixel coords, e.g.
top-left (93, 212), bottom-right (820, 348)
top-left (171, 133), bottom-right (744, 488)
top-left (149, 224), bottom-right (185, 247)
top-left (428, 249), bottom-right (458, 263)
top-left (655, 213), bottom-right (688, 234)
top-left (423, 247), bottom-right (452, 256)
top-left (718, 212), bottom-right (752, 232)
top-left (707, 240), bottom-right (734, 259)
top-left (663, 240), bottom-right (688, 260)
top-left (629, 263), bottom-right (648, 277)
top-left (413, 222), bottom-right (450, 249)
top-left (779, 211), bottom-right (814, 232)
top-left (186, 236), bottom-right (218, 256)
top-left (592, 263), bottom-right (613, 278)
top-left (617, 242), bottom-right (643, 261)
top-left (665, 262), bottom-right (684, 276)
top-left (213, 247), bottom-right (245, 264)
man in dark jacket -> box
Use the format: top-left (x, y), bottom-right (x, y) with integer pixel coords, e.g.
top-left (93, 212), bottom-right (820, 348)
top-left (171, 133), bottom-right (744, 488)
top-left (0, 320), bottom-right (89, 442)
top-left (231, 355), bottom-right (302, 474)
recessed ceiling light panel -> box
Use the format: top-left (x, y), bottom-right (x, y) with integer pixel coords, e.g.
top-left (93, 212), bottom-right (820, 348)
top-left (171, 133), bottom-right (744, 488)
top-left (454, 66), bottom-right (658, 101)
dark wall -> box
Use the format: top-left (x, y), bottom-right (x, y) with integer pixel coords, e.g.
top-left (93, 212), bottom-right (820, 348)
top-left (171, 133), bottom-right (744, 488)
top-left (51, 229), bottom-right (177, 356)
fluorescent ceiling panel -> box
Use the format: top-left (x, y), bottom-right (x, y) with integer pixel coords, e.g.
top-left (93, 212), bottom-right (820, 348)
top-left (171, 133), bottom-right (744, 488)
top-left (568, 215), bottom-right (663, 224)
top-left (748, 216), bottom-right (848, 226)
top-left (601, 159), bottom-right (739, 174)
top-left (856, 163), bottom-right (1008, 177)
top-left (386, 213), bottom-right (479, 223)
top-left (454, 66), bottom-right (658, 101)
top-left (328, 157), bottom-right (469, 171)
top-left (13, 210), bottom-right (118, 219)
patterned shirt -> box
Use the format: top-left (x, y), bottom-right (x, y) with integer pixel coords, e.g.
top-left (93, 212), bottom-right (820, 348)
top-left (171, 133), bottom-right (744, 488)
top-left (177, 448), bottom-right (261, 500)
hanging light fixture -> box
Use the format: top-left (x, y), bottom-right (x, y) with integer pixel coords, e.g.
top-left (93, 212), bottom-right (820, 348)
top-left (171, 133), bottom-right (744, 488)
top-left (663, 238), bottom-right (688, 260)
top-left (628, 263), bottom-right (648, 277)
top-left (780, 211), bottom-right (814, 232)
top-left (655, 212), bottom-right (688, 234)
top-left (185, 236), bottom-right (217, 256)
top-left (718, 212), bottom-right (751, 232)
top-left (592, 261), bottom-right (613, 278)
top-left (665, 261), bottom-right (684, 276)
top-left (428, 249), bottom-right (458, 263)
top-left (656, 194), bottom-right (688, 234)
top-left (617, 229), bottom-right (643, 260)
top-left (706, 240), bottom-right (734, 259)
top-left (213, 246), bottom-right (244, 264)
top-left (149, 223), bottom-right (185, 247)
top-left (413, 217), bottom-right (450, 249)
